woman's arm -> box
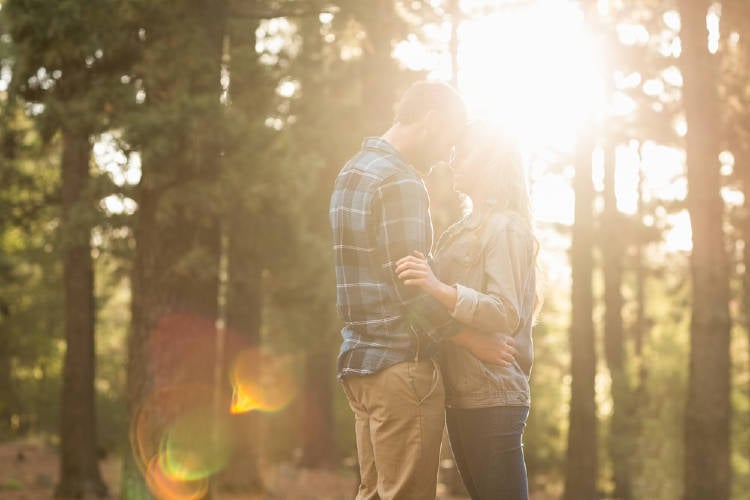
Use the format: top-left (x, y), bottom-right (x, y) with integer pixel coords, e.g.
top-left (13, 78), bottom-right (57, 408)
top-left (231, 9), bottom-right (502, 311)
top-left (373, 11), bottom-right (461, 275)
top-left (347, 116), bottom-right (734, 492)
top-left (396, 226), bottom-right (532, 335)
top-left (395, 250), bottom-right (458, 309)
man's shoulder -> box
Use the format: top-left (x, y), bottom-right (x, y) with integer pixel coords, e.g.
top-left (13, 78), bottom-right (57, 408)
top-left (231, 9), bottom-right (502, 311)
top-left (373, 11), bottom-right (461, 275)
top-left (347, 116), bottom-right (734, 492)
top-left (343, 149), bottom-right (417, 185)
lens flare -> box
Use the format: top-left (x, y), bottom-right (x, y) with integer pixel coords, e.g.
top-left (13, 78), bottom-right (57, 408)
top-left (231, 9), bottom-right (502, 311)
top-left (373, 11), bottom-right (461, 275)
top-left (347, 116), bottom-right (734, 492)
top-left (130, 313), bottom-right (282, 497)
top-left (160, 409), bottom-right (232, 481)
top-left (229, 349), bottom-right (298, 414)
top-left (130, 384), bottom-right (234, 499)
top-left (145, 456), bottom-right (209, 500)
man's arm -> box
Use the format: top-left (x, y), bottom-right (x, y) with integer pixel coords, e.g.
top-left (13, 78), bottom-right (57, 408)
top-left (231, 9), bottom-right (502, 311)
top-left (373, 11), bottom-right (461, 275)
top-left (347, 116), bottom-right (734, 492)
top-left (373, 176), bottom-right (457, 342)
top-left (449, 327), bottom-right (518, 366)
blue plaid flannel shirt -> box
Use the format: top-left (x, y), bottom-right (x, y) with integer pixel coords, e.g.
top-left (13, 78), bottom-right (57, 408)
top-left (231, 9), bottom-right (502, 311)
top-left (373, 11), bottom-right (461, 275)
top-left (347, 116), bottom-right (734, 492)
top-left (330, 137), bottom-right (458, 378)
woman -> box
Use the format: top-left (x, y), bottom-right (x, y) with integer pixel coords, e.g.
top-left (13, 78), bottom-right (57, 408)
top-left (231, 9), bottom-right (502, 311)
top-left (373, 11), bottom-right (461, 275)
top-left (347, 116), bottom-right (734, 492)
top-left (395, 123), bottom-right (541, 499)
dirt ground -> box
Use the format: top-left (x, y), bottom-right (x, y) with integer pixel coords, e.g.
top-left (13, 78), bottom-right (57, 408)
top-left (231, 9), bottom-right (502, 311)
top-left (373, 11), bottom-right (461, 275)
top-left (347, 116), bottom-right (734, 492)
top-left (0, 441), bottom-right (556, 499)
top-left (0, 440), bottom-right (361, 500)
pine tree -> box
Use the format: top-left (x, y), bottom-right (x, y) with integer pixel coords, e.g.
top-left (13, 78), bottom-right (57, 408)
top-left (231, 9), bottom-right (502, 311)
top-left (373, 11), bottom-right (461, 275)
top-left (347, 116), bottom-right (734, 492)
top-left (678, 1), bottom-right (732, 498)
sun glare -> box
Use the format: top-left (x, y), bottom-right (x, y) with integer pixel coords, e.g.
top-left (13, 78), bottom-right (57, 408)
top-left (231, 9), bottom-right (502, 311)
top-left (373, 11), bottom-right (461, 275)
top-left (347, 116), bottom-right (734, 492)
top-left (456, 2), bottom-right (601, 153)
top-left (396, 2), bottom-right (603, 153)
top-left (396, 1), bottom-right (694, 251)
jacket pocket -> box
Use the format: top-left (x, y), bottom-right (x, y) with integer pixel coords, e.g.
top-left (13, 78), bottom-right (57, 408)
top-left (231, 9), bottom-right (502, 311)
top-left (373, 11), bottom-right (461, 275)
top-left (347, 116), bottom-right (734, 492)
top-left (447, 234), bottom-right (482, 268)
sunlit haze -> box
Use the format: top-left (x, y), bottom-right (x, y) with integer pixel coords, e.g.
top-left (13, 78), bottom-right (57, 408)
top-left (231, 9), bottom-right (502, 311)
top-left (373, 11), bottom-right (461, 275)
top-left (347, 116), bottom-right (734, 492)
top-left (396, 0), bottom-right (697, 253)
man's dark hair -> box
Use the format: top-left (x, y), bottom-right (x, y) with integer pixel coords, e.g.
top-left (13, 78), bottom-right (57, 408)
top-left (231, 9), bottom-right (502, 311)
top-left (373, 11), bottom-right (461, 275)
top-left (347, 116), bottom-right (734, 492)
top-left (394, 81), bottom-right (467, 126)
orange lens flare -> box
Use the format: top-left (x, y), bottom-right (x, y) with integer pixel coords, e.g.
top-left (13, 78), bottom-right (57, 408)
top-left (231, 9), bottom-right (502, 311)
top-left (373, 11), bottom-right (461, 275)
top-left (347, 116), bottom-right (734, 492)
top-left (229, 349), bottom-right (297, 414)
top-left (159, 409), bottom-right (232, 481)
top-left (145, 456), bottom-right (209, 500)
top-left (130, 314), bottom-right (296, 496)
top-left (130, 381), bottom-right (235, 498)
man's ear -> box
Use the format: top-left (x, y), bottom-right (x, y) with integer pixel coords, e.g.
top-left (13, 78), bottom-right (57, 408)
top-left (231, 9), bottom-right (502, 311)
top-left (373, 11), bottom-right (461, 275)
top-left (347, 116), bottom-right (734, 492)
top-left (418, 110), bottom-right (438, 137)
top-left (422, 109), bottom-right (437, 126)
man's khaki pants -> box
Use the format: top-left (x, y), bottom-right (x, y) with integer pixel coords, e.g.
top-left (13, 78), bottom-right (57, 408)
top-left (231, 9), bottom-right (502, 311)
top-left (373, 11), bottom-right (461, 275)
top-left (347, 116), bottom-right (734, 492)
top-left (342, 360), bottom-right (445, 500)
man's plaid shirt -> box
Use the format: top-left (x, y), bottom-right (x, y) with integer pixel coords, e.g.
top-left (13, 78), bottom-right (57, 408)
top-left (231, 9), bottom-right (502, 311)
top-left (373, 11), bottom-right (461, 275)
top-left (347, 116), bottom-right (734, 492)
top-left (330, 137), bottom-right (457, 378)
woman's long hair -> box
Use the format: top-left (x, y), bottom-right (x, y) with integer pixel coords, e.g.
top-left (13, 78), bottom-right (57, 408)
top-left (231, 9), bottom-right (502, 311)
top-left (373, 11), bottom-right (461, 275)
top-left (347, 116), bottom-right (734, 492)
top-left (460, 122), bottom-right (544, 320)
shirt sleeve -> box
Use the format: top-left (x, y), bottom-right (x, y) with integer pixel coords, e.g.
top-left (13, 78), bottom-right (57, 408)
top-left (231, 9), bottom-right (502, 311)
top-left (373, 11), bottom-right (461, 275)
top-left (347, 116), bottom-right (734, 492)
top-left (373, 176), bottom-right (458, 342)
top-left (451, 226), bottom-right (533, 335)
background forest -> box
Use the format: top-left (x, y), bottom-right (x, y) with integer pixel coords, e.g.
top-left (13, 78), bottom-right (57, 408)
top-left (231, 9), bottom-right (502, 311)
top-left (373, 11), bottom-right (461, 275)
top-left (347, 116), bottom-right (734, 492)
top-left (0, 0), bottom-right (748, 499)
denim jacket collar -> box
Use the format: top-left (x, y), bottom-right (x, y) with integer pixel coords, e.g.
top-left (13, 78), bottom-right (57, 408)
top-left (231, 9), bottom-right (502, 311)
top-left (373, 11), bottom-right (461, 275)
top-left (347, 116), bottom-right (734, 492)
top-left (463, 198), bottom-right (499, 229)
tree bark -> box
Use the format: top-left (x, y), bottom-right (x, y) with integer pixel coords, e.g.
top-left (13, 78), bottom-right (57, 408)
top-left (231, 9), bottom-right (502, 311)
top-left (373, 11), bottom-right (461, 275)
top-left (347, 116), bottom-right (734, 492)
top-left (122, 2), bottom-right (227, 497)
top-left (601, 140), bottom-right (633, 500)
top-left (678, 2), bottom-right (732, 499)
top-left (563, 126), bottom-right (598, 500)
top-left (0, 300), bottom-right (20, 437)
top-left (724, 0), bottom-right (750, 480)
top-left (55, 128), bottom-right (108, 499)
top-left (358, 1), bottom-right (406, 134)
top-left (299, 344), bottom-right (338, 468)
top-left (216, 213), bottom-right (264, 492)
top-left (634, 146), bottom-right (648, 391)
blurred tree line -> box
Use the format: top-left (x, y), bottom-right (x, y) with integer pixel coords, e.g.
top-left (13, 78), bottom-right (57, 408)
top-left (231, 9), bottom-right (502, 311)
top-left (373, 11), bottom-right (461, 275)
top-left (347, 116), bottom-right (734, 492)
top-left (0, 0), bottom-right (748, 499)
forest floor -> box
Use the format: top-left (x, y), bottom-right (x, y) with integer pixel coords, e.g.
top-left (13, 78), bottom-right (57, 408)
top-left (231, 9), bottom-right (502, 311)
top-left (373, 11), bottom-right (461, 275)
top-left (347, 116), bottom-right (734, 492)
top-left (0, 440), bottom-right (557, 499)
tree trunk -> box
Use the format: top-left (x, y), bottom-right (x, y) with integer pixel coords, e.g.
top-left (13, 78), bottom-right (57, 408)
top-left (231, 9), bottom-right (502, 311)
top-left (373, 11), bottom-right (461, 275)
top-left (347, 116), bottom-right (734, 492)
top-left (287, 12), bottom-right (347, 470)
top-left (299, 344), bottom-right (338, 467)
top-left (216, 214), bottom-right (264, 492)
top-left (724, 0), bottom-right (750, 483)
top-left (449, 0), bottom-right (460, 88)
top-left (124, 151), bottom-right (223, 500)
top-left (679, 2), bottom-right (732, 499)
top-left (0, 300), bottom-right (19, 437)
top-left (359, 1), bottom-right (405, 134)
top-left (739, 147), bottom-right (750, 484)
top-left (121, 189), bottom-right (158, 500)
top-left (122, 2), bottom-right (227, 497)
top-left (55, 128), bottom-right (108, 499)
top-left (634, 146), bottom-right (648, 393)
top-left (601, 141), bottom-right (633, 500)
top-left (563, 126), bottom-right (598, 500)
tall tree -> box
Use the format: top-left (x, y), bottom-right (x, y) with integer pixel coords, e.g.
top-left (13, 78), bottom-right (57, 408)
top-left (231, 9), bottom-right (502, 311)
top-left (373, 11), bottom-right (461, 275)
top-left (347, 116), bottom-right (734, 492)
top-left (598, 15), bottom-right (634, 499)
top-left (563, 3), bottom-right (599, 497)
top-left (721, 3), bottom-right (750, 492)
top-left (122, 0), bottom-right (228, 496)
top-left (678, 1), bottom-right (732, 499)
top-left (5, 1), bottom-right (136, 495)
top-left (563, 121), bottom-right (598, 500)
top-left (285, 8), bottom-right (344, 467)
top-left (57, 126), bottom-right (106, 499)
top-left (600, 135), bottom-right (633, 500)
top-left (214, 3), bottom-right (284, 491)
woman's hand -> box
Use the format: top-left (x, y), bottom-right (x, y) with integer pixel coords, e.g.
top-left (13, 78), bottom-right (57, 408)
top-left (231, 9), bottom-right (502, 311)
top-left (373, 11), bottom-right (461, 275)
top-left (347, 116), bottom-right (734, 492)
top-left (449, 328), bottom-right (517, 367)
top-left (395, 251), bottom-right (442, 295)
top-left (396, 251), bottom-right (458, 309)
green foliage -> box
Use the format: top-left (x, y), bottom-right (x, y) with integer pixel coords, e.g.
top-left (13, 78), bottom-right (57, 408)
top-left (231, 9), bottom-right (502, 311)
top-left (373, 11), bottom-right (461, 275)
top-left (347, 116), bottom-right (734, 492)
top-left (0, 99), bottom-right (63, 439)
top-left (632, 304), bottom-right (689, 500)
top-left (0, 478), bottom-right (23, 490)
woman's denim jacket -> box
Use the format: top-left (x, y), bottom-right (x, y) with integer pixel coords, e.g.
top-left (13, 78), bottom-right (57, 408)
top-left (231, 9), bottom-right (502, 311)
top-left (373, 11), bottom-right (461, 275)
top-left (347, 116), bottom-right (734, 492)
top-left (433, 204), bottom-right (536, 409)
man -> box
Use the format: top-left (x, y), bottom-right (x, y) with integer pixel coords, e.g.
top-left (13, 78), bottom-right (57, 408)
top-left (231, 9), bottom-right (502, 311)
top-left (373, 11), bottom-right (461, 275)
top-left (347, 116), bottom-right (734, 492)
top-left (330, 81), bottom-right (510, 499)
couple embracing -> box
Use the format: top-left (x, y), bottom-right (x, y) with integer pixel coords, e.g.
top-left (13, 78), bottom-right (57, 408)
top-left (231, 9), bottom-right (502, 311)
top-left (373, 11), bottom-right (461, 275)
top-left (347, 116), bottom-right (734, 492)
top-left (330, 81), bottom-right (541, 500)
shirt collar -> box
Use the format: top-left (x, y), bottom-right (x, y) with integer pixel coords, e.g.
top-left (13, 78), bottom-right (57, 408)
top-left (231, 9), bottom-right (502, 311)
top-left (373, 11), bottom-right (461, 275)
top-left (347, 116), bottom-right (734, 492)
top-left (362, 137), bottom-right (415, 175)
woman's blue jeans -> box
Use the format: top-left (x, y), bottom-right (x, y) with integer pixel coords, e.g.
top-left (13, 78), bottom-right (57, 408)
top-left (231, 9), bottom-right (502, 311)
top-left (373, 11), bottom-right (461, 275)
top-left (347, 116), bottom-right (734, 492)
top-left (446, 405), bottom-right (530, 500)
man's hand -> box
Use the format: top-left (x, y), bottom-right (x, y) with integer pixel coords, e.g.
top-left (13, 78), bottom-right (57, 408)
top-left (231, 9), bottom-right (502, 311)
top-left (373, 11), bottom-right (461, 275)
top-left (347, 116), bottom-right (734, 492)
top-left (449, 328), bottom-right (517, 367)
